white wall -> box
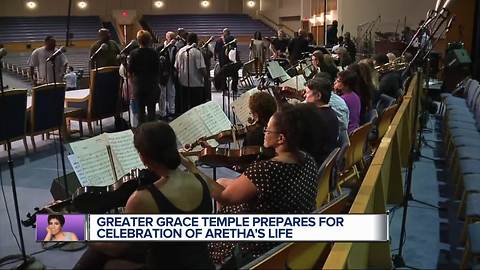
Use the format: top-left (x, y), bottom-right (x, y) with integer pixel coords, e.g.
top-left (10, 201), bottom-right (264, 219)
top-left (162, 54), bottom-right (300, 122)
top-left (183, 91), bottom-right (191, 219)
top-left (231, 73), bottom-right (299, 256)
top-left (337, 0), bottom-right (436, 38)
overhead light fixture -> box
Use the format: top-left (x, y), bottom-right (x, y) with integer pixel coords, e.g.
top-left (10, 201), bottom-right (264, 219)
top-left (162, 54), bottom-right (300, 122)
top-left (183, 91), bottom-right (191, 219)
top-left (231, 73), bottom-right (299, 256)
top-left (247, 0), bottom-right (256, 8)
top-left (153, 1), bottom-right (164, 8)
top-left (77, 1), bottom-right (88, 9)
top-left (201, 0), bottom-right (210, 8)
top-left (26, 1), bottom-right (37, 9)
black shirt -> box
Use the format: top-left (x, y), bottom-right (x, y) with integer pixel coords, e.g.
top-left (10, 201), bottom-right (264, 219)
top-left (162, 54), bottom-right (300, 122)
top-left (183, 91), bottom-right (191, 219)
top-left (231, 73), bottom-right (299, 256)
top-left (379, 71), bottom-right (403, 99)
top-left (314, 105), bottom-right (340, 165)
top-left (288, 37), bottom-right (309, 63)
top-left (271, 38), bottom-right (290, 53)
top-left (128, 47), bottom-right (160, 99)
top-left (243, 123), bottom-right (265, 147)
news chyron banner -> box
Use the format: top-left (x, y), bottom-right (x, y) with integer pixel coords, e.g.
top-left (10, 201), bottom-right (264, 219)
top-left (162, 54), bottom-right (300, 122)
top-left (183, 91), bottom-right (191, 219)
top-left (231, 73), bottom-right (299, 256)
top-left (86, 214), bottom-right (388, 242)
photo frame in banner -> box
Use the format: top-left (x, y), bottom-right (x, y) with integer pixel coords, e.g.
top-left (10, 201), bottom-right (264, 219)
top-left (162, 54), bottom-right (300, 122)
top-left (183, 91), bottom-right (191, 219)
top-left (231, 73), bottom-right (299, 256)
top-left (36, 214), bottom-right (86, 242)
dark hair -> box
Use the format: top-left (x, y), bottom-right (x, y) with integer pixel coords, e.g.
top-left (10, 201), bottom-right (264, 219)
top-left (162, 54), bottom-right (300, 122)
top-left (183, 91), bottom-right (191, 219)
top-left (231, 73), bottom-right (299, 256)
top-left (48, 215), bottom-right (65, 226)
top-left (306, 78), bottom-right (332, 104)
top-left (312, 50), bottom-right (324, 63)
top-left (336, 69), bottom-right (357, 91)
top-left (347, 63), bottom-right (374, 111)
top-left (274, 104), bottom-right (326, 165)
top-left (187, 33), bottom-right (198, 45)
top-left (68, 66), bottom-right (74, 72)
top-left (249, 92), bottom-right (277, 125)
top-left (374, 54), bottom-right (389, 66)
top-left (253, 31), bottom-right (262, 40)
top-left (134, 121), bottom-right (181, 170)
top-left (313, 71), bottom-right (333, 83)
top-left (45, 35), bottom-right (54, 42)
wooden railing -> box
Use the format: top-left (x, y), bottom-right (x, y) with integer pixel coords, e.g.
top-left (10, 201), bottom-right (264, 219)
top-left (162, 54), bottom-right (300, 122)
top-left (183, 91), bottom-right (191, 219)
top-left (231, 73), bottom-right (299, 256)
top-left (322, 72), bottom-right (423, 269)
top-left (256, 12), bottom-right (296, 37)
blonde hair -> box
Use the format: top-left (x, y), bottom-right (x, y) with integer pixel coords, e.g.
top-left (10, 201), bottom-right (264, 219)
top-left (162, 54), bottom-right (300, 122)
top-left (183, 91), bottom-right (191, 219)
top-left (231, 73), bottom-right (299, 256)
top-left (136, 30), bottom-right (152, 47)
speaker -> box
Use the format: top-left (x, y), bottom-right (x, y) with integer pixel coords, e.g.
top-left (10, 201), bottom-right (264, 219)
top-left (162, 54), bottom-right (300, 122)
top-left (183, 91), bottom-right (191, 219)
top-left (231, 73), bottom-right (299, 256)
top-left (446, 48), bottom-right (472, 67)
top-left (443, 48), bottom-right (472, 91)
top-left (50, 173), bottom-right (81, 201)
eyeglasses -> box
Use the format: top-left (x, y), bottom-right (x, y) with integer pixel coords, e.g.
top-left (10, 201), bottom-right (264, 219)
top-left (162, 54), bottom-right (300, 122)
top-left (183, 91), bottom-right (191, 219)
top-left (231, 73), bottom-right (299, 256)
top-left (263, 127), bottom-right (281, 134)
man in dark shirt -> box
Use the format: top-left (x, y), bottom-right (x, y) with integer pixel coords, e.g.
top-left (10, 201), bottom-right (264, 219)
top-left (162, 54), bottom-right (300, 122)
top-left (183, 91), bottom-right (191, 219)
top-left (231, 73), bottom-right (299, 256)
top-left (128, 30), bottom-right (160, 124)
top-left (343, 32), bottom-right (356, 62)
top-left (303, 77), bottom-right (340, 165)
top-left (270, 30), bottom-right (290, 58)
top-left (288, 29), bottom-right (310, 65)
top-left (90, 28), bottom-right (121, 69)
top-left (214, 28), bottom-right (235, 68)
top-left (326, 20), bottom-right (339, 47)
top-left (374, 54), bottom-right (403, 99)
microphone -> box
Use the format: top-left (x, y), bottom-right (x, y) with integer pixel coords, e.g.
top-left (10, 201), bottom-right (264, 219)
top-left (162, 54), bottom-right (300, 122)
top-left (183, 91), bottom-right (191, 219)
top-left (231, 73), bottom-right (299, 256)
top-left (0, 48), bottom-right (7, 59)
top-left (90, 43), bottom-right (108, 61)
top-left (119, 40), bottom-right (138, 55)
top-left (434, 0), bottom-right (444, 12)
top-left (445, 15), bottom-right (456, 33)
top-left (442, 0), bottom-right (457, 11)
top-left (201, 36), bottom-right (215, 49)
top-left (223, 39), bottom-right (237, 48)
top-left (159, 40), bottom-right (175, 54)
top-left (46, 46), bottom-right (66, 62)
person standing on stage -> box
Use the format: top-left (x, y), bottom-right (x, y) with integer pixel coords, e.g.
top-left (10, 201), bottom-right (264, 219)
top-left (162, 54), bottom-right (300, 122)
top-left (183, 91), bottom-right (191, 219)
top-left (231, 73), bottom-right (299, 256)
top-left (175, 28), bottom-right (188, 50)
top-left (214, 28), bottom-right (235, 68)
top-left (287, 29), bottom-right (309, 65)
top-left (128, 30), bottom-right (160, 125)
top-left (326, 20), bottom-right (339, 47)
top-left (270, 29), bottom-right (290, 59)
top-left (158, 31), bottom-right (178, 119)
top-left (249, 31), bottom-right (268, 77)
top-left (89, 28), bottom-right (121, 69)
top-left (175, 33), bottom-right (208, 112)
top-left (343, 32), bottom-right (357, 63)
top-left (28, 35), bottom-right (68, 86)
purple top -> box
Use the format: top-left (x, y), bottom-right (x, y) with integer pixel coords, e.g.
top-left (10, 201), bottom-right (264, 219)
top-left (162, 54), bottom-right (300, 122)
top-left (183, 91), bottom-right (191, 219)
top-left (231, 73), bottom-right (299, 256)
top-left (341, 91), bottom-right (361, 133)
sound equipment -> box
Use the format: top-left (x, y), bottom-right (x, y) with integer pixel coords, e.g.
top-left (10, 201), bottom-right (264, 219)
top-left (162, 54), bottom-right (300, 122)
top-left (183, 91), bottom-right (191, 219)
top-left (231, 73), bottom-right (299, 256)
top-left (50, 173), bottom-right (81, 201)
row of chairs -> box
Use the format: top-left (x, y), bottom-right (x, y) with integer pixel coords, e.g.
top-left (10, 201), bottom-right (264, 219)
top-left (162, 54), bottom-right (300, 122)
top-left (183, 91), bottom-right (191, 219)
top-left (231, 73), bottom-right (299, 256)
top-left (0, 66), bottom-right (124, 153)
top-left (240, 96), bottom-right (400, 269)
top-left (441, 77), bottom-right (480, 269)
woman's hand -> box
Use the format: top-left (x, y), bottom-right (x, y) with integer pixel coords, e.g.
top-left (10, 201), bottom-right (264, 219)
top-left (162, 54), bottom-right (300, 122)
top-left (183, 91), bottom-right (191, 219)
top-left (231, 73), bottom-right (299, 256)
top-left (44, 226), bottom-right (53, 241)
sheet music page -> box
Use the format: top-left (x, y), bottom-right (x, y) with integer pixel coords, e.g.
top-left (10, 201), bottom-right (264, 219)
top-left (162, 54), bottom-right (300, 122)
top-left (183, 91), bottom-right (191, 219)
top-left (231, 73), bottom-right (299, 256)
top-left (74, 147), bottom-right (116, 186)
top-left (280, 75), bottom-right (306, 91)
top-left (104, 130), bottom-right (144, 175)
top-left (70, 135), bottom-right (107, 156)
top-left (231, 87), bottom-right (260, 125)
top-left (170, 109), bottom-right (210, 149)
top-left (267, 61), bottom-right (290, 82)
top-left (195, 101), bottom-right (232, 135)
top-left (67, 154), bottom-right (88, 187)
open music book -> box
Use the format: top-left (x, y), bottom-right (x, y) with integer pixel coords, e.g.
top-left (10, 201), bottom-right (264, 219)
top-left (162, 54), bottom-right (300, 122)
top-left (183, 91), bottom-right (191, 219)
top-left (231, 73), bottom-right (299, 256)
top-left (280, 75), bottom-right (307, 91)
top-left (267, 61), bottom-right (291, 82)
top-left (231, 87), bottom-right (260, 125)
top-left (68, 130), bottom-right (144, 187)
top-left (170, 101), bottom-right (232, 149)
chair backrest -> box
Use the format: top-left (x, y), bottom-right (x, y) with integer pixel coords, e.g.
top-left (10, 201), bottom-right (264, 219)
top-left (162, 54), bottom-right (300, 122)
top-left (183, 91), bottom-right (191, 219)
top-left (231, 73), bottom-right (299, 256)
top-left (316, 147), bottom-right (340, 209)
top-left (0, 89), bottom-right (28, 142)
top-left (243, 59), bottom-right (256, 75)
top-left (88, 66), bottom-right (121, 119)
top-left (375, 94), bottom-right (396, 116)
top-left (467, 80), bottom-right (480, 110)
top-left (344, 122), bottom-right (373, 169)
top-left (30, 83), bottom-right (66, 133)
top-left (375, 104), bottom-right (399, 144)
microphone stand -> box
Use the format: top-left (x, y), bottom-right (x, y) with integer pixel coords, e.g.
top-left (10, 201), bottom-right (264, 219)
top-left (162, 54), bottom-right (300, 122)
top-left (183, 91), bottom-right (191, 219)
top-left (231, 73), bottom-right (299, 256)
top-left (0, 54), bottom-right (44, 269)
top-left (120, 55), bottom-right (132, 127)
top-left (51, 57), bottom-right (69, 198)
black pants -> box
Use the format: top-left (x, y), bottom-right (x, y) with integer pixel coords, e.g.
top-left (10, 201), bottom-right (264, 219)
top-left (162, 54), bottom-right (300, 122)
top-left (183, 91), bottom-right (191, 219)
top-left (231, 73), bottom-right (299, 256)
top-left (214, 62), bottom-right (242, 93)
top-left (137, 98), bottom-right (157, 125)
top-left (183, 86), bottom-right (206, 111)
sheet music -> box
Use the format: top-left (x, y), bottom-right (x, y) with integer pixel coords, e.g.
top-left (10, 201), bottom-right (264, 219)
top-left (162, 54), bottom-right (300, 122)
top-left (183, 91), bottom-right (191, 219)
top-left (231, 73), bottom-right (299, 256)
top-left (67, 154), bottom-right (88, 187)
top-left (104, 130), bottom-right (144, 174)
top-left (280, 75), bottom-right (307, 91)
top-left (75, 147), bottom-right (116, 186)
top-left (196, 101), bottom-right (231, 135)
top-left (267, 61), bottom-right (290, 82)
top-left (170, 110), bottom-right (210, 149)
top-left (70, 135), bottom-right (107, 156)
top-left (231, 87), bottom-right (260, 125)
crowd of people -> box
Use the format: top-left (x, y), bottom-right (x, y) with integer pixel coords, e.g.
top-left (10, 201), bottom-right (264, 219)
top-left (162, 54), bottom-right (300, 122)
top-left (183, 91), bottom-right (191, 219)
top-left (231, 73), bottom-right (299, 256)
top-left (23, 22), bottom-right (412, 269)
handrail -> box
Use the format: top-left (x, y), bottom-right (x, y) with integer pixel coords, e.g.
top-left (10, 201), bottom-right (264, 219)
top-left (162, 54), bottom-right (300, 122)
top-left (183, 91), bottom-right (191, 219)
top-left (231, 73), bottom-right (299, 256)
top-left (256, 12), bottom-right (296, 37)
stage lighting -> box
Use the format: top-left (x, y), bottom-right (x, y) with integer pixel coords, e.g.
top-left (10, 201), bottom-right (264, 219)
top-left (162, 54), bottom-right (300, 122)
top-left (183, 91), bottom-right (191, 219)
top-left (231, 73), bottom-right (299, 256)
top-left (26, 1), bottom-right (37, 9)
top-left (247, 1), bottom-right (256, 8)
top-left (77, 1), bottom-right (88, 9)
top-left (153, 1), bottom-right (164, 8)
top-left (201, 0), bottom-right (210, 8)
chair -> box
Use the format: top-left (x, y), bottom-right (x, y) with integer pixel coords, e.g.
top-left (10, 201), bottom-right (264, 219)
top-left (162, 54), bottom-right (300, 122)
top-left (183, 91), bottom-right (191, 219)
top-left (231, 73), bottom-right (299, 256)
top-left (371, 104), bottom-right (399, 149)
top-left (27, 83), bottom-right (66, 151)
top-left (316, 147), bottom-right (340, 209)
top-left (337, 122), bottom-right (373, 190)
top-left (238, 59), bottom-right (256, 90)
top-left (66, 66), bottom-right (121, 136)
top-left (0, 89), bottom-right (29, 153)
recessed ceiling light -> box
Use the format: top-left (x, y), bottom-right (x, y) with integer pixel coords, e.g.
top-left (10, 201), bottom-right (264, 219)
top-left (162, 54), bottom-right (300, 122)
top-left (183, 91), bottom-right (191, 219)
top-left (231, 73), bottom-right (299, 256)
top-left (247, 1), bottom-right (255, 8)
top-left (26, 1), bottom-right (37, 9)
top-left (77, 1), bottom-right (88, 9)
top-left (201, 1), bottom-right (210, 8)
top-left (153, 1), bottom-right (164, 8)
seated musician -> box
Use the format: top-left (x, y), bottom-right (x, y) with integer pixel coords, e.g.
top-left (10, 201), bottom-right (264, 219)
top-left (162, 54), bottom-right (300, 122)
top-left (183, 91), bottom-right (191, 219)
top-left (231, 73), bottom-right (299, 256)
top-left (309, 50), bottom-right (338, 81)
top-left (303, 78), bottom-right (340, 164)
top-left (75, 121), bottom-right (214, 270)
top-left (374, 53), bottom-right (403, 99)
top-left (243, 92), bottom-right (277, 147)
top-left (206, 105), bottom-right (321, 265)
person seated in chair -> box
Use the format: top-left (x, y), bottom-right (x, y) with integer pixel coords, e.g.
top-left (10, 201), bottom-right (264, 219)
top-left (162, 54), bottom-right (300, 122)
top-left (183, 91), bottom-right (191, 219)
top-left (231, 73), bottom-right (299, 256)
top-left (74, 121), bottom-right (214, 270)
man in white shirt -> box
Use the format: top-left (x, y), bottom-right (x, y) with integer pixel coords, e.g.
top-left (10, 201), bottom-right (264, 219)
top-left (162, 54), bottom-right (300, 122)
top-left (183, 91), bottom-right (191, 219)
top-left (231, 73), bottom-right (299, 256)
top-left (28, 36), bottom-right (68, 86)
top-left (64, 66), bottom-right (77, 91)
top-left (175, 33), bottom-right (208, 112)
